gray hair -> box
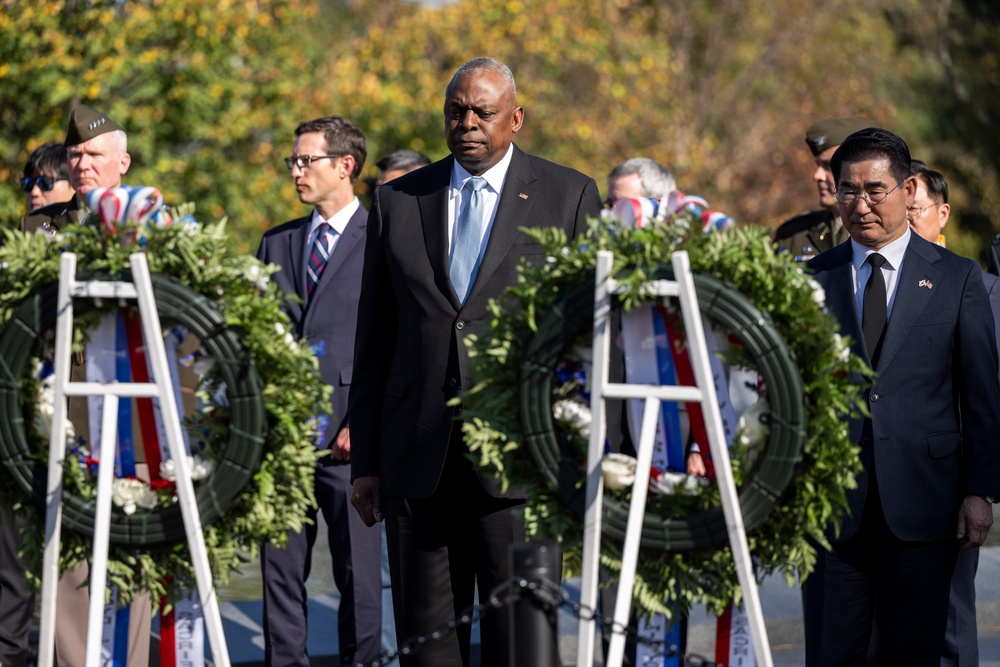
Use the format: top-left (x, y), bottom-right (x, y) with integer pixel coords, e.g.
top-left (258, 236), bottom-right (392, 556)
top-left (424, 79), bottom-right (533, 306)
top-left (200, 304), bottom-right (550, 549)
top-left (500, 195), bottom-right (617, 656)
top-left (109, 129), bottom-right (128, 155)
top-left (448, 58), bottom-right (517, 103)
top-left (607, 157), bottom-right (676, 198)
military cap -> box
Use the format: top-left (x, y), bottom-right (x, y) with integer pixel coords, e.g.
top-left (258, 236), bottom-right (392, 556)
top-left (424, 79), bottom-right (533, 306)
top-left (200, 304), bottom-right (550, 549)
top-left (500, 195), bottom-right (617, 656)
top-left (805, 117), bottom-right (882, 156)
top-left (65, 104), bottom-right (123, 146)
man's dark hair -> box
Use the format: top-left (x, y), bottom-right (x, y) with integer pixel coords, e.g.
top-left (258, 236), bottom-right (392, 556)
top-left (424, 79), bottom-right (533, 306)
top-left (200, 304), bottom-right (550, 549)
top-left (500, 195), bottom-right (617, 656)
top-left (910, 160), bottom-right (949, 204)
top-left (295, 116), bottom-right (367, 183)
top-left (24, 141), bottom-right (70, 179)
top-left (376, 149), bottom-right (431, 174)
top-left (830, 128), bottom-right (912, 185)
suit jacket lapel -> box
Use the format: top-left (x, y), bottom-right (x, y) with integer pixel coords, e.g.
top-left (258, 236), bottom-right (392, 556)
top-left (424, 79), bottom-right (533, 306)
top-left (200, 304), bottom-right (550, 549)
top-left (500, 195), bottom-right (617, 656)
top-left (465, 145), bottom-right (537, 305)
top-left (415, 159), bottom-right (458, 308)
top-left (875, 235), bottom-right (942, 371)
top-left (288, 216), bottom-right (311, 303)
top-left (309, 206), bottom-right (366, 303)
top-left (821, 244), bottom-right (867, 362)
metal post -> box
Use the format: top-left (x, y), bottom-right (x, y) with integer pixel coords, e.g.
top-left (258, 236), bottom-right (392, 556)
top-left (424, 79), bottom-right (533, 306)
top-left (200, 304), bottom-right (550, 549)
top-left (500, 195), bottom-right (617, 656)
top-left (509, 541), bottom-right (561, 667)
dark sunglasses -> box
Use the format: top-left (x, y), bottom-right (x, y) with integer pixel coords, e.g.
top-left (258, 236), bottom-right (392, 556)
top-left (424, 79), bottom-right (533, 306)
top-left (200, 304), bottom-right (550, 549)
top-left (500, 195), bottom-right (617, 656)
top-left (20, 176), bottom-right (66, 192)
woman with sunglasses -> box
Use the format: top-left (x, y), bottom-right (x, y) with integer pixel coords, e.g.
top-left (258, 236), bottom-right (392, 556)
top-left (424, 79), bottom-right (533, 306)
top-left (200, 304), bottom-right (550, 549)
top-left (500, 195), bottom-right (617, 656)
top-left (21, 141), bottom-right (75, 213)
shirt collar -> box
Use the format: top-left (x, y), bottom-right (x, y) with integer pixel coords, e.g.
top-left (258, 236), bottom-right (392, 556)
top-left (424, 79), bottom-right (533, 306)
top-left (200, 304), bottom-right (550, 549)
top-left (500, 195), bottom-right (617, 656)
top-left (851, 227), bottom-right (911, 271)
top-left (310, 196), bottom-right (360, 236)
top-left (449, 143), bottom-right (515, 200)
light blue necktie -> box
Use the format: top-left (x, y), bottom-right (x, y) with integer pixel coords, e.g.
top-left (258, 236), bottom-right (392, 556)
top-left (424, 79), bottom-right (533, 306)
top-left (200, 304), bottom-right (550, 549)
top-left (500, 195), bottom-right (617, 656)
top-left (450, 176), bottom-right (488, 303)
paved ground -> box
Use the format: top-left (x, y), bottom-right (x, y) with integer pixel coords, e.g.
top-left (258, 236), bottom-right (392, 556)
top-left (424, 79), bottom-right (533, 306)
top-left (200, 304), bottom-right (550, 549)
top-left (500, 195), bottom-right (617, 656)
top-left (208, 508), bottom-right (1000, 666)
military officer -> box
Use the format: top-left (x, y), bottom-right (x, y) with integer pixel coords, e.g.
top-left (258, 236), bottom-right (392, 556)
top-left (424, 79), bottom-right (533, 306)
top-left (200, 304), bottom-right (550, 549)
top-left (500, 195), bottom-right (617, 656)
top-left (21, 104), bottom-right (131, 234)
top-left (773, 117), bottom-right (881, 261)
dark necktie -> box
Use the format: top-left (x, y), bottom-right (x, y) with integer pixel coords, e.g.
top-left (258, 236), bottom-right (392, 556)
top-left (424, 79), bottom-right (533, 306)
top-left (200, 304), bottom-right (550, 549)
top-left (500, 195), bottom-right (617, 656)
top-left (307, 222), bottom-right (332, 296)
top-left (450, 176), bottom-right (488, 304)
top-left (862, 253), bottom-right (887, 365)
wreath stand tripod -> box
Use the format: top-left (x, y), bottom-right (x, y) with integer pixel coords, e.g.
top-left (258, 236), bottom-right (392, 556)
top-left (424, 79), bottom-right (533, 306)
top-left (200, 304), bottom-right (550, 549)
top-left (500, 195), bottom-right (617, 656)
top-left (575, 250), bottom-right (773, 667)
top-left (36, 252), bottom-right (231, 667)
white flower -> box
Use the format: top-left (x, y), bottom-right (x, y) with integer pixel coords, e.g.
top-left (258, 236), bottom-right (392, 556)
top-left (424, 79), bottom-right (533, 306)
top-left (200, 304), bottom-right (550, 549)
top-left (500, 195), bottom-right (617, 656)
top-left (601, 453), bottom-right (637, 490)
top-left (833, 333), bottom-right (850, 363)
top-left (111, 478), bottom-right (159, 515)
top-left (274, 322), bottom-right (296, 347)
top-left (738, 398), bottom-right (771, 449)
top-left (649, 470), bottom-right (707, 496)
top-left (246, 262), bottom-right (270, 291)
top-left (34, 369), bottom-right (76, 446)
top-left (808, 278), bottom-right (826, 307)
top-left (160, 455), bottom-right (215, 482)
top-left (552, 399), bottom-right (592, 437)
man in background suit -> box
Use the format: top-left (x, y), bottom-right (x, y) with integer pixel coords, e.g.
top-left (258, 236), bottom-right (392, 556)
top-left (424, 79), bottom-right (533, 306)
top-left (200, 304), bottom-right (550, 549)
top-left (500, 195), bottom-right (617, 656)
top-left (349, 58), bottom-right (602, 667)
top-left (256, 116), bottom-right (381, 667)
top-left (803, 127), bottom-right (1000, 665)
top-left (906, 161), bottom-right (1000, 667)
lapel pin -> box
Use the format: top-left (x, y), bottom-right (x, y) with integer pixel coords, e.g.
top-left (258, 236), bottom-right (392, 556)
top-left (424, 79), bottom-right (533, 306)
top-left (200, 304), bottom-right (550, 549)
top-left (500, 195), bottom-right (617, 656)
top-left (918, 279), bottom-right (933, 289)
top-left (519, 193), bottom-right (529, 200)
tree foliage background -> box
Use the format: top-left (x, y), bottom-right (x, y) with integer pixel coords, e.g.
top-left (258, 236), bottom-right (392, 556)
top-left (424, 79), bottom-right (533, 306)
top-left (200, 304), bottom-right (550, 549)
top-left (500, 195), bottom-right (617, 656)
top-left (1, 0), bottom-right (997, 260)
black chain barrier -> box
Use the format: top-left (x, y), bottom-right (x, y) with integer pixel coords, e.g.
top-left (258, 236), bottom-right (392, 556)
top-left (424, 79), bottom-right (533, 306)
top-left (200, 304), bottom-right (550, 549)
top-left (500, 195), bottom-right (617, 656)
top-left (353, 576), bottom-right (723, 667)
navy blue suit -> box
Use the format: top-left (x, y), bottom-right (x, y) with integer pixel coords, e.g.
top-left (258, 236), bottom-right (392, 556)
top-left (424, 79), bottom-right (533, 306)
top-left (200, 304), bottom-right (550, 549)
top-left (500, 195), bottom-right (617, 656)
top-left (256, 204), bottom-right (382, 667)
top-left (803, 234), bottom-right (1000, 666)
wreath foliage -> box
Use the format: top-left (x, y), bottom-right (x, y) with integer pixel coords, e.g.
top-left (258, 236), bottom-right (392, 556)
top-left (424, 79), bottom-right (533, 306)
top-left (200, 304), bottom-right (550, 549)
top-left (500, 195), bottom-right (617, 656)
top-left (0, 210), bottom-right (324, 606)
top-left (460, 215), bottom-right (869, 618)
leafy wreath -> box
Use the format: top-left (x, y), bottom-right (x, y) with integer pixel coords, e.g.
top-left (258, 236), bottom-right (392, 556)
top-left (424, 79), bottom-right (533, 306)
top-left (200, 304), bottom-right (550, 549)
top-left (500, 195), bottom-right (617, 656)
top-left (459, 212), bottom-right (869, 618)
top-left (0, 203), bottom-right (324, 606)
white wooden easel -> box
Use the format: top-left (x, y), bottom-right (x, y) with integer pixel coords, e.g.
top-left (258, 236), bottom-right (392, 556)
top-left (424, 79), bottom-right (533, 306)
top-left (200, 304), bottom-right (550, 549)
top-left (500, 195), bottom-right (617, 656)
top-left (37, 252), bottom-right (230, 667)
top-left (575, 250), bottom-right (772, 667)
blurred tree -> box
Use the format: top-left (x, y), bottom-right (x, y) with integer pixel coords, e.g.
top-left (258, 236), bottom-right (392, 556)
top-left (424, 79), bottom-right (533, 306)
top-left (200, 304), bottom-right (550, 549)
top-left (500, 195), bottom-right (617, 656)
top-left (327, 0), bottom-right (899, 226)
top-left (883, 0), bottom-right (1000, 262)
top-left (0, 0), bottom-right (329, 251)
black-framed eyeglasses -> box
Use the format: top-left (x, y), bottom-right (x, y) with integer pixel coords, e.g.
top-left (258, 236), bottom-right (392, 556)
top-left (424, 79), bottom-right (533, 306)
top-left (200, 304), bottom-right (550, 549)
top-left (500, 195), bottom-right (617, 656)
top-left (284, 154), bottom-right (342, 171)
top-left (835, 180), bottom-right (904, 207)
top-left (20, 176), bottom-right (66, 192)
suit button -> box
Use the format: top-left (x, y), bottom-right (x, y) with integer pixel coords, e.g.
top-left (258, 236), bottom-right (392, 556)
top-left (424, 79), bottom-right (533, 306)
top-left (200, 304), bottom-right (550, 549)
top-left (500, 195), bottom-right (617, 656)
top-left (860, 437), bottom-right (872, 446)
top-left (870, 393), bottom-right (880, 402)
top-left (304, 332), bottom-right (314, 340)
top-left (456, 321), bottom-right (465, 330)
top-left (449, 378), bottom-right (458, 388)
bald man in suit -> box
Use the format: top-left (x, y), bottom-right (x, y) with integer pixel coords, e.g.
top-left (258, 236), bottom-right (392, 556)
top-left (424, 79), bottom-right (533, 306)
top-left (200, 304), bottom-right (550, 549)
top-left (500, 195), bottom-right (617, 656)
top-left (349, 58), bottom-right (602, 667)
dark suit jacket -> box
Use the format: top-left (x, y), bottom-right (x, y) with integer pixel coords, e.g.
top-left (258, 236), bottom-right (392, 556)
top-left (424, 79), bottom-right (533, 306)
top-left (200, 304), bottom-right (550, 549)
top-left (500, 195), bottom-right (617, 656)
top-left (256, 203), bottom-right (368, 447)
top-left (349, 144), bottom-right (602, 498)
top-left (808, 234), bottom-right (1000, 542)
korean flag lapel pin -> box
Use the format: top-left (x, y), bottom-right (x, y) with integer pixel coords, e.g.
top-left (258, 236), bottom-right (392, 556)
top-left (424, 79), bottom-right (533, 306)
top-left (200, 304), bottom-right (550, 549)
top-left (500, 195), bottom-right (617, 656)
top-left (918, 278), bottom-right (934, 290)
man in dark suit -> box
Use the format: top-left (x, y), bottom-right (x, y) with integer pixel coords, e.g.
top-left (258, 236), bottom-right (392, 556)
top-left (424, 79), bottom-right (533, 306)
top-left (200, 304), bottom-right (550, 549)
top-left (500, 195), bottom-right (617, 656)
top-left (256, 116), bottom-right (381, 667)
top-left (803, 127), bottom-right (1000, 666)
top-left (349, 58), bottom-right (602, 667)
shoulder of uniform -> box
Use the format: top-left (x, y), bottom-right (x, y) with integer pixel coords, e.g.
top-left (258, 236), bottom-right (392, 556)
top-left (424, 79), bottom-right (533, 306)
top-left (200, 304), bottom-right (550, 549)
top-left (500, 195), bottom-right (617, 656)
top-left (772, 210), bottom-right (833, 241)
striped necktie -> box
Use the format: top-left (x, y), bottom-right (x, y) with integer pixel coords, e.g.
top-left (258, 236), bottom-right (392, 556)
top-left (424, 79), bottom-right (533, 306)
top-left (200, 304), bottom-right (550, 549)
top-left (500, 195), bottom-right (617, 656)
top-left (306, 222), bottom-right (332, 296)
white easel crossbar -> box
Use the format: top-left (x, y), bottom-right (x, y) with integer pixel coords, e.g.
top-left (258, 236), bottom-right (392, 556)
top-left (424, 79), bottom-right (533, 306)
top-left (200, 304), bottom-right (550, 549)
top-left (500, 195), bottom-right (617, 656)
top-left (575, 250), bottom-right (772, 667)
top-left (37, 252), bottom-right (230, 667)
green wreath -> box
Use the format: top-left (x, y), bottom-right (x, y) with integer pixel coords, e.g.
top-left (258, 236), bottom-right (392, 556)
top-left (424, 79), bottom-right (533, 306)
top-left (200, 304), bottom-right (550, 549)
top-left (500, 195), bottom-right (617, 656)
top-left (0, 209), bottom-right (323, 605)
top-left (459, 215), bottom-right (869, 618)
top-left (517, 268), bottom-right (807, 551)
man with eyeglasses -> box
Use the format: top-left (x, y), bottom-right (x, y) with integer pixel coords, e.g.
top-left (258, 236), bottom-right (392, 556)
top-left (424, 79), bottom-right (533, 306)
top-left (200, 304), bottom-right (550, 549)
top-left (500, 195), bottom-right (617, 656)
top-left (21, 104), bottom-right (131, 235)
top-left (803, 128), bottom-right (1000, 666)
top-left (906, 160), bottom-right (1000, 667)
top-left (21, 141), bottom-right (76, 213)
top-left (773, 117), bottom-right (882, 261)
top-left (255, 116), bottom-right (382, 667)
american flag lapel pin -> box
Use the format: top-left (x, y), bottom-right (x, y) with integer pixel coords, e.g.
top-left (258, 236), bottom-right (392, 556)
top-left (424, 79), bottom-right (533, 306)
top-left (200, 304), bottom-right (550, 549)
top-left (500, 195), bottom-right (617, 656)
top-left (519, 193), bottom-right (529, 200)
top-left (918, 279), bottom-right (933, 290)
